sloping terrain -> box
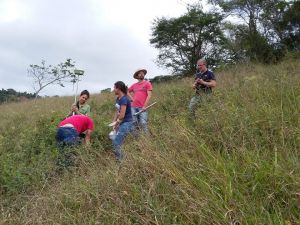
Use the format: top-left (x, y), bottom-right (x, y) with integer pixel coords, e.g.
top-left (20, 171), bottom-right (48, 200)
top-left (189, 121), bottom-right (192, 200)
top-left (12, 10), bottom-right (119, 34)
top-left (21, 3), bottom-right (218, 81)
top-left (0, 60), bottom-right (299, 224)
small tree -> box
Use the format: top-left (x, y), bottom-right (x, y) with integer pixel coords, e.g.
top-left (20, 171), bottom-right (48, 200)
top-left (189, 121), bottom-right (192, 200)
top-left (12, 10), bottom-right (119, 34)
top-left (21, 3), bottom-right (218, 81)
top-left (28, 59), bottom-right (82, 98)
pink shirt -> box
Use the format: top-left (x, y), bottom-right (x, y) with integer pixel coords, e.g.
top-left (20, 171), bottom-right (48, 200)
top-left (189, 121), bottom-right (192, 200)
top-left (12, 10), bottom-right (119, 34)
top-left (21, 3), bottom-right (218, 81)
top-left (59, 115), bottom-right (94, 134)
top-left (128, 80), bottom-right (152, 107)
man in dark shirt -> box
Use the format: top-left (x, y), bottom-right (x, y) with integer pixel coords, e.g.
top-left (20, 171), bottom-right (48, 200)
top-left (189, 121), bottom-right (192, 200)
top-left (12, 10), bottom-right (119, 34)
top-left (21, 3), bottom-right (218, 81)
top-left (189, 59), bottom-right (216, 117)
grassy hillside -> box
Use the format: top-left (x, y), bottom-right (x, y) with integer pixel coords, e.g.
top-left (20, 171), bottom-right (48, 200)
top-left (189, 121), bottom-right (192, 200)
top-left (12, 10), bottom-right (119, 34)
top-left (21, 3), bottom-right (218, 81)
top-left (0, 60), bottom-right (299, 224)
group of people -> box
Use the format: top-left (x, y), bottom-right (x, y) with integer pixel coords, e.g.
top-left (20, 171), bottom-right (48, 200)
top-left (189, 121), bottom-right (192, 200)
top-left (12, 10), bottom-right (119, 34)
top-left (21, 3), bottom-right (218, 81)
top-left (56, 68), bottom-right (153, 163)
top-left (56, 58), bottom-right (216, 165)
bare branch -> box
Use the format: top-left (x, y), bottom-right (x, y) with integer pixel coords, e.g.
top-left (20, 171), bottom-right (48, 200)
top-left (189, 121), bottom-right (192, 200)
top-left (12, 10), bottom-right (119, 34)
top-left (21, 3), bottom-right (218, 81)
top-left (27, 59), bottom-right (83, 98)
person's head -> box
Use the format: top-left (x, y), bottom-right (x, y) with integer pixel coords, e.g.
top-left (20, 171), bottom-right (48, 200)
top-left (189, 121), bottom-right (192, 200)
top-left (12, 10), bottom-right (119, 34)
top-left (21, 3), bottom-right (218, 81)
top-left (78, 90), bottom-right (90, 104)
top-left (197, 59), bottom-right (207, 73)
top-left (114, 81), bottom-right (128, 95)
top-left (133, 69), bottom-right (147, 80)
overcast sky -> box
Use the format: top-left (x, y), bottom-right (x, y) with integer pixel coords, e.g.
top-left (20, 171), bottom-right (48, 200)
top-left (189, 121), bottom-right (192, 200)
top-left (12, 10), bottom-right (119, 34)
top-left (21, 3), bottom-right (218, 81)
top-left (0, 0), bottom-right (201, 96)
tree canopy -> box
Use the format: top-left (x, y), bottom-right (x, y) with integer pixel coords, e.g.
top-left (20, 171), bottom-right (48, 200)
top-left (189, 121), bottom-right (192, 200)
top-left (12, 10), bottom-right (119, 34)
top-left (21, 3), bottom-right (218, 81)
top-left (150, 4), bottom-right (228, 74)
top-left (150, 1), bottom-right (299, 74)
top-left (210, 0), bottom-right (299, 62)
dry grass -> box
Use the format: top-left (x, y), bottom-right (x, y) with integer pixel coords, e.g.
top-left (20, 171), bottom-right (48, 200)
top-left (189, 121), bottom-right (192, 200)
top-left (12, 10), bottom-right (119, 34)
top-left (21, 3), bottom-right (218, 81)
top-left (0, 59), bottom-right (300, 224)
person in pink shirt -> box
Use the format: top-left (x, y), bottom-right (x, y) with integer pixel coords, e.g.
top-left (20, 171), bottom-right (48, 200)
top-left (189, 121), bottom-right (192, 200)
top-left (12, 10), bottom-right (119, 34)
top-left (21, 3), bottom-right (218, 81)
top-left (57, 115), bottom-right (94, 146)
top-left (128, 68), bottom-right (153, 133)
top-left (56, 115), bottom-right (94, 169)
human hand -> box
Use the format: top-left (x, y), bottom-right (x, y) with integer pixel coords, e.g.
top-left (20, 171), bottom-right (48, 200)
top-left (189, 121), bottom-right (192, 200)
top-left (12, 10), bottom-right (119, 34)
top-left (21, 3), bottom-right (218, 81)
top-left (113, 123), bottom-right (119, 131)
top-left (71, 104), bottom-right (78, 112)
top-left (113, 119), bottom-right (121, 130)
top-left (84, 140), bottom-right (91, 146)
top-left (197, 79), bottom-right (205, 84)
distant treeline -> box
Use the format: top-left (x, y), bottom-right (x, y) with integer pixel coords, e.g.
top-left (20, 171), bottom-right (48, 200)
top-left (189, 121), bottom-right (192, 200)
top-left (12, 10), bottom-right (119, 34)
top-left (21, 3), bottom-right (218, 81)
top-left (150, 1), bottom-right (300, 74)
top-left (149, 74), bottom-right (184, 84)
top-left (0, 88), bottom-right (35, 104)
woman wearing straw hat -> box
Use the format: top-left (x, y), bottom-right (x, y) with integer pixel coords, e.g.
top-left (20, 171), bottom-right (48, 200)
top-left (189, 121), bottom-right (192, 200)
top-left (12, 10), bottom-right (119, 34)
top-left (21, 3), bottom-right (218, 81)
top-left (128, 68), bottom-right (153, 134)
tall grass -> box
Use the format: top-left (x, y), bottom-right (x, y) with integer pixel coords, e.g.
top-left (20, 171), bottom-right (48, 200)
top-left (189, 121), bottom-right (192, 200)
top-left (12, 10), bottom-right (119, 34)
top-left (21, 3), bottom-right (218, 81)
top-left (0, 60), bottom-right (299, 224)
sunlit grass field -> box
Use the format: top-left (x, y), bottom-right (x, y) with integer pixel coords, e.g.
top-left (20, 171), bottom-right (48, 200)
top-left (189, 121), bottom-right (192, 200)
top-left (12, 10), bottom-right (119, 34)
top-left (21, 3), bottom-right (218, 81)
top-left (0, 60), bottom-right (299, 224)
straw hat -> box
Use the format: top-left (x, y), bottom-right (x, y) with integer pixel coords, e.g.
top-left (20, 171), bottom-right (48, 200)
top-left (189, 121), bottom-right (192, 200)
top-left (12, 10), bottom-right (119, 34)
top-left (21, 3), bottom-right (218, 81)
top-left (133, 69), bottom-right (147, 79)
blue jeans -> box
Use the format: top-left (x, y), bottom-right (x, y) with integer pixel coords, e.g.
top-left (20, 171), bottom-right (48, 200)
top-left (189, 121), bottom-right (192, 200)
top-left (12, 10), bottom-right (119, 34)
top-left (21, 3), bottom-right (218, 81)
top-left (131, 107), bottom-right (149, 133)
top-left (56, 127), bottom-right (80, 146)
top-left (56, 127), bottom-right (80, 168)
top-left (112, 121), bottom-right (133, 161)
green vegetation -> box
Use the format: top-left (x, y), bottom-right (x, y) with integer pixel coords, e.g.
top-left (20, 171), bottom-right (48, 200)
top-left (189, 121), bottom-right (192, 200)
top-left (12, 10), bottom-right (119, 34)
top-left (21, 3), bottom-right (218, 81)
top-left (0, 88), bottom-right (35, 104)
top-left (0, 60), bottom-right (299, 224)
top-left (151, 1), bottom-right (300, 73)
top-left (150, 4), bottom-right (226, 73)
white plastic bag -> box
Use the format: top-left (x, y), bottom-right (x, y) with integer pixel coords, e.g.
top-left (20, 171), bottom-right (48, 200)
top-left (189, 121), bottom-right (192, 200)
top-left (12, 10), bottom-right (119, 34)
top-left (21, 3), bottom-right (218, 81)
top-left (109, 130), bottom-right (117, 140)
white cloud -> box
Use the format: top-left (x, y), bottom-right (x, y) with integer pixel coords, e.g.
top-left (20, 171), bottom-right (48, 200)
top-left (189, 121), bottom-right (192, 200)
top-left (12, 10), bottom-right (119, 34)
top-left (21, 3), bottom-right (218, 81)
top-left (0, 0), bottom-right (32, 23)
top-left (0, 0), bottom-right (199, 96)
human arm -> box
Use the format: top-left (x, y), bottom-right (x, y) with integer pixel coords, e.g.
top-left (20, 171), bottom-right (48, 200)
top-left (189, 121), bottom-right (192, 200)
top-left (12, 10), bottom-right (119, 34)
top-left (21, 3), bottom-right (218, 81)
top-left (84, 129), bottom-right (93, 144)
top-left (192, 74), bottom-right (199, 89)
top-left (192, 80), bottom-right (198, 89)
top-left (112, 110), bottom-right (118, 123)
top-left (83, 117), bottom-right (94, 144)
top-left (113, 105), bottom-right (126, 130)
top-left (127, 92), bottom-right (134, 102)
top-left (197, 79), bottom-right (216, 88)
top-left (75, 104), bottom-right (91, 116)
top-left (84, 105), bottom-right (91, 117)
top-left (128, 85), bottom-right (134, 102)
top-left (71, 104), bottom-right (79, 114)
top-left (111, 108), bottom-right (119, 130)
top-left (117, 105), bottom-right (126, 122)
top-left (71, 103), bottom-right (90, 115)
top-left (142, 90), bottom-right (152, 111)
top-left (142, 82), bottom-right (153, 111)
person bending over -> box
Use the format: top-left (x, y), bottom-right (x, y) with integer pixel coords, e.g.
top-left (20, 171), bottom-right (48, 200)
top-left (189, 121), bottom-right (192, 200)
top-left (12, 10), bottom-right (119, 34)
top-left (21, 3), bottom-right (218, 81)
top-left (56, 115), bottom-right (94, 168)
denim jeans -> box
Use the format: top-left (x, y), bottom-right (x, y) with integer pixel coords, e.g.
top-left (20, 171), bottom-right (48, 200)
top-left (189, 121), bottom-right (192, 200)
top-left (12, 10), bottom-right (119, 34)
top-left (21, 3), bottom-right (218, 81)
top-left (56, 127), bottom-right (80, 146)
top-left (188, 94), bottom-right (211, 117)
top-left (131, 107), bottom-right (149, 133)
top-left (56, 127), bottom-right (80, 168)
top-left (112, 121), bottom-right (133, 161)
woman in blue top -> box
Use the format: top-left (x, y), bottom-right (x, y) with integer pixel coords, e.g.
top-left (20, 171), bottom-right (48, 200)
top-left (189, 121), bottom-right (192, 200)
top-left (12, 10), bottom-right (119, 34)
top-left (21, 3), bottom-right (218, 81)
top-left (111, 81), bottom-right (133, 161)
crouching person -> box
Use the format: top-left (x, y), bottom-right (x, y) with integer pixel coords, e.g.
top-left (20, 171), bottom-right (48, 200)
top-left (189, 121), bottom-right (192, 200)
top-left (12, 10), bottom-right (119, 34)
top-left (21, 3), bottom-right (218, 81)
top-left (111, 81), bottom-right (133, 161)
top-left (56, 115), bottom-right (94, 169)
